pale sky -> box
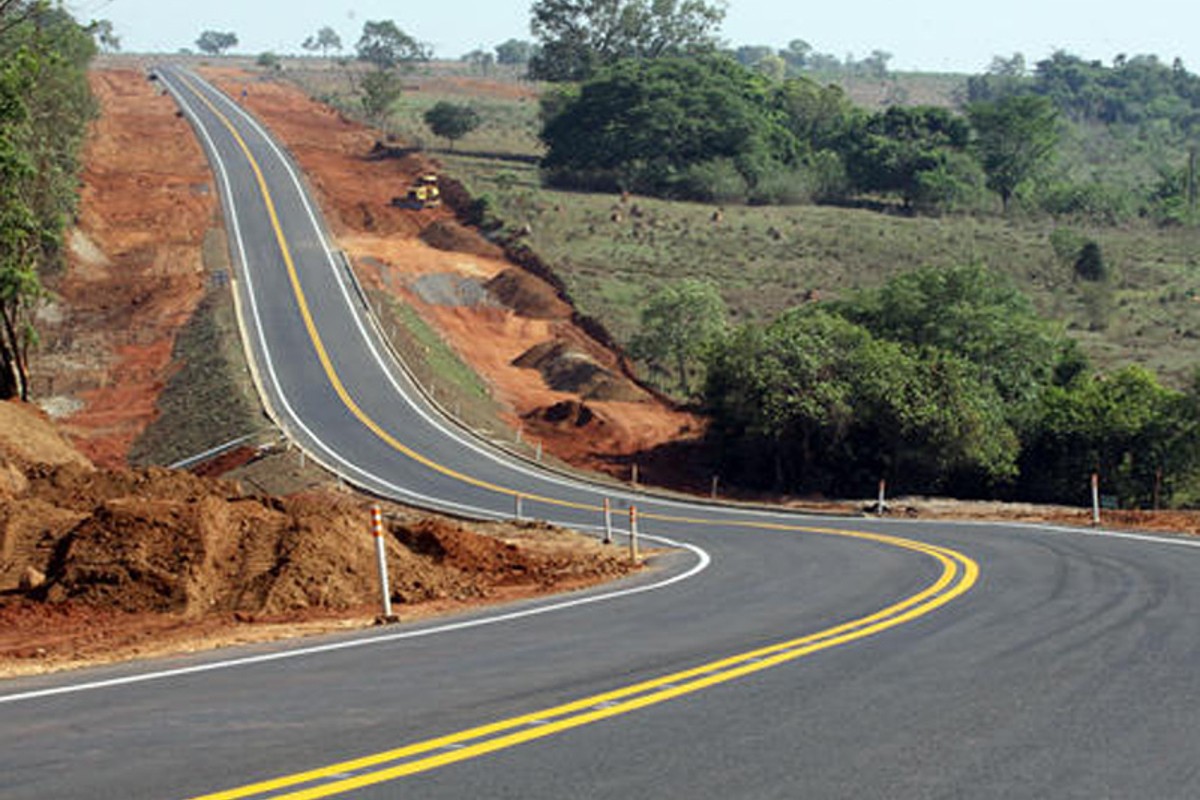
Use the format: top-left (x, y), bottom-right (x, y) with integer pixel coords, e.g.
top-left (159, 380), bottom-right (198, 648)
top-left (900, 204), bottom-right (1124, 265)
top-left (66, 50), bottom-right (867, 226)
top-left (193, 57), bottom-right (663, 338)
top-left (72, 0), bottom-right (1200, 75)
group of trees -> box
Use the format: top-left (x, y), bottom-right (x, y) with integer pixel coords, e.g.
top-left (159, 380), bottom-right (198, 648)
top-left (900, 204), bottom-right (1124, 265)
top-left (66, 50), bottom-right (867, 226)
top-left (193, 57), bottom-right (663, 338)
top-left (968, 51), bottom-right (1200, 224)
top-left (0, 1), bottom-right (96, 400)
top-left (635, 266), bottom-right (1200, 506)
top-left (527, 0), bottom-right (725, 82)
top-left (539, 54), bottom-right (1059, 210)
top-left (524, 0), bottom-right (1199, 223)
top-left (733, 42), bottom-right (893, 80)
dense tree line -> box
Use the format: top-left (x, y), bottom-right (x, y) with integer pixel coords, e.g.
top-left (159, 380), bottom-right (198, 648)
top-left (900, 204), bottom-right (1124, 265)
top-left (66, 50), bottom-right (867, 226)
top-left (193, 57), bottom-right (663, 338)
top-left (968, 51), bottom-right (1200, 223)
top-left (539, 55), bottom-right (1057, 211)
top-left (698, 265), bottom-right (1200, 506)
top-left (0, 1), bottom-right (96, 400)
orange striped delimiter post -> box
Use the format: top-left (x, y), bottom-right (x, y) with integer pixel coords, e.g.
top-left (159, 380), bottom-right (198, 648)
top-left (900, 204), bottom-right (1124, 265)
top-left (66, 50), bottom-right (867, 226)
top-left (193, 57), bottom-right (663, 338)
top-left (372, 505), bottom-right (393, 619)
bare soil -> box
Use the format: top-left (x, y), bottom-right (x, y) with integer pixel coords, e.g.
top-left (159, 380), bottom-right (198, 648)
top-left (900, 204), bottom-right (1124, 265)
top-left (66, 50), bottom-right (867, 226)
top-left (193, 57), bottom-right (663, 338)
top-left (12, 62), bottom-right (1200, 682)
top-left (0, 401), bottom-right (636, 678)
top-left (199, 67), bottom-right (701, 475)
top-left (31, 68), bottom-right (216, 468)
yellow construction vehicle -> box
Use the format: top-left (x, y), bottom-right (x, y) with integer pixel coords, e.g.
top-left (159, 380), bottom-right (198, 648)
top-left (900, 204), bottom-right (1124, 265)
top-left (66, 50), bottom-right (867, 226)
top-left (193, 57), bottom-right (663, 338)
top-left (393, 174), bottom-right (441, 209)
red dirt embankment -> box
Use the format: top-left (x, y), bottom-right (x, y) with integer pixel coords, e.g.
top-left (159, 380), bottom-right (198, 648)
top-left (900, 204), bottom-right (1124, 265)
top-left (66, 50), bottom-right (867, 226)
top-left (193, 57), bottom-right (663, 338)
top-left (0, 401), bottom-right (635, 677)
top-left (202, 68), bottom-right (700, 475)
top-left (32, 67), bottom-right (215, 468)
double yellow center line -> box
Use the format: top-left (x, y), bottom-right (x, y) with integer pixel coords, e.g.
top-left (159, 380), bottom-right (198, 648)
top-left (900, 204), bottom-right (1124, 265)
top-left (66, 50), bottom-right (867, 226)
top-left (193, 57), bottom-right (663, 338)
top-left (172, 71), bottom-right (979, 799)
top-left (195, 529), bottom-right (974, 800)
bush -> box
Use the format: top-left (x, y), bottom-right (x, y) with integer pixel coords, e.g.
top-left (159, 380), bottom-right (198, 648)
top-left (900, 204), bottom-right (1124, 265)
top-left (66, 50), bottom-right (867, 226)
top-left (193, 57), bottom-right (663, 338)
top-left (748, 166), bottom-right (811, 205)
top-left (808, 149), bottom-right (850, 202)
top-left (912, 152), bottom-right (990, 215)
top-left (670, 158), bottom-right (750, 203)
top-left (1036, 180), bottom-right (1137, 223)
top-left (1074, 240), bottom-right (1107, 282)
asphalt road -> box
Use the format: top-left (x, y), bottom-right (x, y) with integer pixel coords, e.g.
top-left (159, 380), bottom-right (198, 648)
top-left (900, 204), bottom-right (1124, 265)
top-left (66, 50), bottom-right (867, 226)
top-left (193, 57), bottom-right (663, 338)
top-left (4, 68), bottom-right (1200, 799)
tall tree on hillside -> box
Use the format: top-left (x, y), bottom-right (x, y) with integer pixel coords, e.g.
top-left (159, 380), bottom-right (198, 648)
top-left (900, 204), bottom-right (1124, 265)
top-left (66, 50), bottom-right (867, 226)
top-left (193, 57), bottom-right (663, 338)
top-left (302, 25), bottom-right (342, 57)
top-left (842, 105), bottom-right (971, 208)
top-left (359, 69), bottom-right (403, 123)
top-left (195, 30), bottom-right (237, 55)
top-left (968, 94), bottom-right (1059, 212)
top-left (540, 56), bottom-right (798, 197)
top-left (0, 49), bottom-right (38, 400)
top-left (355, 20), bottom-right (428, 70)
top-left (630, 278), bottom-right (727, 396)
top-left (0, 2), bottom-right (95, 400)
top-left (423, 102), bottom-right (481, 149)
top-left (528, 0), bottom-right (726, 82)
top-left (831, 263), bottom-right (1074, 421)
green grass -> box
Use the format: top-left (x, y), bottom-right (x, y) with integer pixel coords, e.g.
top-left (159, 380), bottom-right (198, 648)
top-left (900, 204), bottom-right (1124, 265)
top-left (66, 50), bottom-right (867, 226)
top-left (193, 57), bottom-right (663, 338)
top-left (128, 234), bottom-right (269, 466)
top-left (281, 62), bottom-right (1200, 390)
top-left (369, 288), bottom-right (510, 440)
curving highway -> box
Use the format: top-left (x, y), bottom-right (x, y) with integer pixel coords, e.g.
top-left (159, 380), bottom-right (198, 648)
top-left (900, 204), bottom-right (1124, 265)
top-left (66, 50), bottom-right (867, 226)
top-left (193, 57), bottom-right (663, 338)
top-left (4, 68), bottom-right (1200, 799)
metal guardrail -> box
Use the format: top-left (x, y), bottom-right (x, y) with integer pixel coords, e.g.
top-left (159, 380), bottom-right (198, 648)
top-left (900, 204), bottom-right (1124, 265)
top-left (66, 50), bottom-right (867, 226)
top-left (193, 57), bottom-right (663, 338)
top-left (167, 433), bottom-right (260, 470)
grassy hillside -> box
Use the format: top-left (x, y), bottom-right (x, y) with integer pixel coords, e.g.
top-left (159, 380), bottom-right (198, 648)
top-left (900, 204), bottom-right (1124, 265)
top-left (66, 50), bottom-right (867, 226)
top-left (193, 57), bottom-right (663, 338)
top-left (283, 62), bottom-right (1200, 389)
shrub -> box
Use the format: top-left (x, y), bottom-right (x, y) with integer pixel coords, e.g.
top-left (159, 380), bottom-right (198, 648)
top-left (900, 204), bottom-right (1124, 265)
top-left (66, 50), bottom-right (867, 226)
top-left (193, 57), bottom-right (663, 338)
top-left (1074, 240), bottom-right (1107, 282)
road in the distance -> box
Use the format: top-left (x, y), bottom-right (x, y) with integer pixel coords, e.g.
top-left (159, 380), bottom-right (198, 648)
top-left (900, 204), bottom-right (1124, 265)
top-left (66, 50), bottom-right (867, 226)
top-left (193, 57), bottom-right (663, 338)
top-left (4, 68), bottom-right (1200, 799)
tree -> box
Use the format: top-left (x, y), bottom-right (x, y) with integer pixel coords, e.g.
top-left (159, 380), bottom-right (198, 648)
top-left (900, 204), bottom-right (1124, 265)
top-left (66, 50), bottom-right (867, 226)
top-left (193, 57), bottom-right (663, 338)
top-left (629, 279), bottom-right (727, 396)
top-left (733, 45), bottom-right (774, 67)
top-left (495, 38), bottom-right (535, 65)
top-left (0, 3), bottom-right (95, 400)
top-left (861, 49), bottom-right (892, 79)
top-left (423, 102), bottom-right (481, 149)
top-left (462, 49), bottom-right (495, 75)
top-left (703, 307), bottom-right (1017, 494)
top-left (88, 19), bottom-right (120, 52)
top-left (968, 94), bottom-right (1059, 211)
top-left (302, 26), bottom-right (342, 57)
top-left (358, 69), bottom-right (402, 123)
top-left (0, 49), bottom-right (38, 400)
top-left (195, 30), bottom-right (238, 56)
top-left (781, 39), bottom-right (812, 70)
top-left (355, 20), bottom-right (428, 70)
top-left (754, 54), bottom-right (786, 82)
top-left (256, 52), bottom-right (280, 70)
top-left (832, 263), bottom-right (1071, 418)
top-left (1021, 367), bottom-right (1197, 506)
top-left (842, 105), bottom-right (971, 207)
top-left (540, 56), bottom-right (799, 198)
top-left (528, 0), bottom-right (727, 82)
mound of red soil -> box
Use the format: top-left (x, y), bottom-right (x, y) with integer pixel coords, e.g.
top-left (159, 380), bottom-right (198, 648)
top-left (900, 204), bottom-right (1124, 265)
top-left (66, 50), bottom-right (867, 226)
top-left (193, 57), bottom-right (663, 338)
top-left (419, 219), bottom-right (505, 259)
top-left (0, 400), bottom-right (636, 675)
top-left (525, 399), bottom-right (596, 429)
top-left (486, 268), bottom-right (573, 319)
top-left (513, 341), bottom-right (644, 402)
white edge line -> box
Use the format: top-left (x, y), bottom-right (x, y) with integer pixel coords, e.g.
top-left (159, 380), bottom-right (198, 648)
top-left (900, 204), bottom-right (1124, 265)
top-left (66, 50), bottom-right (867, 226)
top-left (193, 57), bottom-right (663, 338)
top-left (11, 70), bottom-right (1189, 706)
top-left (0, 532), bottom-right (708, 705)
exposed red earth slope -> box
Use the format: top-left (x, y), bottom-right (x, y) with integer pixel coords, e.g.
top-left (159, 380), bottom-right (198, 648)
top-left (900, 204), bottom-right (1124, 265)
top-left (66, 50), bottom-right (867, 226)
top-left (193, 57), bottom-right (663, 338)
top-left (200, 67), bottom-right (701, 479)
top-left (0, 400), bottom-right (635, 677)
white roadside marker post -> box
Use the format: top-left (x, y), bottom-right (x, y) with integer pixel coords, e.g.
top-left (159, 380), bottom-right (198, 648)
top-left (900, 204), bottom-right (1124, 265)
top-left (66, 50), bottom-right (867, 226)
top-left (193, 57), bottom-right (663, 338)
top-left (515, 493), bottom-right (524, 521)
top-left (877, 478), bottom-right (887, 515)
top-left (371, 505), bottom-right (397, 623)
top-left (1091, 472), bottom-right (1101, 526)
top-left (603, 498), bottom-right (613, 545)
top-left (629, 505), bottom-right (640, 563)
